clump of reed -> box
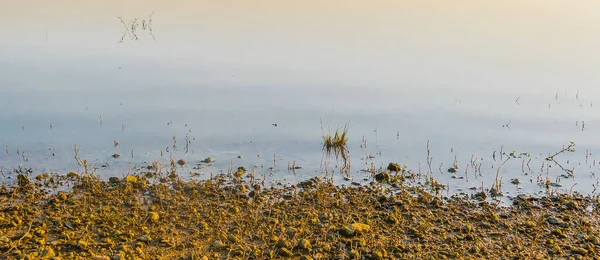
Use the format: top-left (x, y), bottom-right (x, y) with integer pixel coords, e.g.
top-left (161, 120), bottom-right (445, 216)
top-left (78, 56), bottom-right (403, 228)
top-left (321, 122), bottom-right (350, 172)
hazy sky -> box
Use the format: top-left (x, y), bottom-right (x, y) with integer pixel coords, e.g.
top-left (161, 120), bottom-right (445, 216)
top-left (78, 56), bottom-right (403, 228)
top-left (1, 0), bottom-right (600, 94)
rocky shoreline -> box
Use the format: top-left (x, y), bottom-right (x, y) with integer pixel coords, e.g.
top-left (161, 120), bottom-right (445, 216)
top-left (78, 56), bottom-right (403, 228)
top-left (0, 167), bottom-right (599, 259)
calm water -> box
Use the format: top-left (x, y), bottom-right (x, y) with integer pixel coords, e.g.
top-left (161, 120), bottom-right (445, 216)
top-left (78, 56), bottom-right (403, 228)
top-left (1, 62), bottom-right (599, 199)
top-left (2, 2), bottom-right (600, 200)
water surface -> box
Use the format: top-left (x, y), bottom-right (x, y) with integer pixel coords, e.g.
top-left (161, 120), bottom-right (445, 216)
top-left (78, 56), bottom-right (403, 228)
top-left (2, 1), bottom-right (600, 200)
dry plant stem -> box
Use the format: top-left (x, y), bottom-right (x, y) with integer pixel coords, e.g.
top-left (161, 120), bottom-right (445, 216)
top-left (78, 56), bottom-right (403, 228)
top-left (2, 221), bottom-right (33, 256)
top-left (453, 155), bottom-right (457, 169)
top-left (426, 140), bottom-right (433, 176)
top-left (545, 142), bottom-right (576, 176)
top-left (73, 144), bottom-right (80, 166)
top-left (493, 157), bottom-right (511, 194)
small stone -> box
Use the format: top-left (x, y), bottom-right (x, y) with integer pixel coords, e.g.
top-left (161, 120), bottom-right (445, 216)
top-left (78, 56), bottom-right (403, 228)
top-left (36, 173), bottom-right (49, 181)
top-left (552, 228), bottom-right (566, 238)
top-left (297, 239), bottom-right (312, 251)
top-left (286, 227), bottom-right (298, 236)
top-left (298, 177), bottom-right (320, 189)
top-left (318, 214), bottom-right (330, 223)
top-left (57, 192), bottom-right (67, 201)
top-left (462, 224), bottom-right (473, 233)
top-left (469, 245), bottom-right (480, 254)
top-left (430, 197), bottom-right (443, 207)
top-left (276, 239), bottom-right (291, 249)
top-left (340, 223), bottom-right (371, 237)
top-left (227, 234), bottom-right (240, 244)
top-left (385, 215), bottom-right (399, 225)
top-left (125, 176), bottom-right (138, 183)
top-left (489, 212), bottom-right (499, 223)
top-left (474, 192), bottom-right (487, 201)
top-left (149, 212), bottom-right (160, 223)
top-left (213, 240), bottom-right (224, 248)
top-left (41, 247), bottom-right (56, 258)
top-left (109, 177), bottom-right (120, 184)
top-left (112, 153), bottom-right (120, 158)
top-left (352, 239), bottom-right (367, 247)
top-left (352, 223), bottom-right (371, 232)
top-left (372, 248), bottom-right (387, 259)
top-left (177, 159), bottom-right (186, 166)
top-left (234, 169), bottom-right (244, 178)
top-left (198, 221), bottom-right (209, 230)
top-left (268, 218), bottom-right (279, 225)
top-left (573, 247), bottom-right (588, 255)
top-left (590, 235), bottom-right (600, 245)
top-left (279, 248), bottom-right (293, 257)
top-left (565, 201), bottom-right (579, 209)
top-left (340, 226), bottom-right (355, 237)
top-left (232, 245), bottom-right (245, 256)
top-left (270, 236), bottom-right (280, 243)
top-left (137, 235), bottom-right (151, 242)
top-left (386, 162), bottom-right (401, 172)
top-left (550, 244), bottom-right (561, 255)
top-left (375, 171), bottom-right (391, 182)
top-left (524, 221), bottom-right (536, 228)
top-left (78, 240), bottom-right (89, 248)
top-left (546, 217), bottom-right (560, 225)
top-left (250, 247), bottom-right (261, 257)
